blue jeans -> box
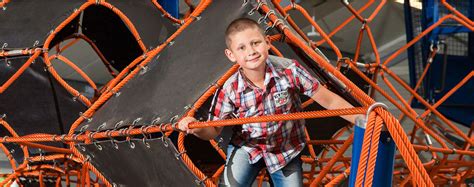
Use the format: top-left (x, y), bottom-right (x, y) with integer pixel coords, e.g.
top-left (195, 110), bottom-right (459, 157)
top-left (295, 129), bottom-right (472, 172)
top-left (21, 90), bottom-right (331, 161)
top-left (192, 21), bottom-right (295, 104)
top-left (220, 144), bottom-right (303, 187)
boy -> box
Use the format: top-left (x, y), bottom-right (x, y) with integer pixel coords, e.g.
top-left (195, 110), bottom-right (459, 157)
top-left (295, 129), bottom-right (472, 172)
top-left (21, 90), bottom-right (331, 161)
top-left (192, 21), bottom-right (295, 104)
top-left (178, 18), bottom-right (361, 187)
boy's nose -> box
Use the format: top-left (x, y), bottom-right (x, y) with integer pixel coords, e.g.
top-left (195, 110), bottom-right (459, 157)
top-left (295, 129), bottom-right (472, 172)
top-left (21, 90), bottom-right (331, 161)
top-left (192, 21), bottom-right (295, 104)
top-left (247, 47), bottom-right (257, 56)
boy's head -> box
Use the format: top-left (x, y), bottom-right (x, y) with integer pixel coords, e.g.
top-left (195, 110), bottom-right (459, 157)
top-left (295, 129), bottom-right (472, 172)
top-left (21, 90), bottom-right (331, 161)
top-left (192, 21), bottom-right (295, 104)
top-left (224, 18), bottom-right (270, 73)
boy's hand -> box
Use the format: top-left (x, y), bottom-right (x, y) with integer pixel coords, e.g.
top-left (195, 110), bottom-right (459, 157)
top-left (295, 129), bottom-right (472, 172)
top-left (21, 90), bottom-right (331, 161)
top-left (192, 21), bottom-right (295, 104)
top-left (177, 116), bottom-right (197, 135)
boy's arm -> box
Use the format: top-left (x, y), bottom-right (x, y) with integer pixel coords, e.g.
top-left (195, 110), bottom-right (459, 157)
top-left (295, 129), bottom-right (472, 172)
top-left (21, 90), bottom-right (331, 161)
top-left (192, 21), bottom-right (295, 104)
top-left (177, 116), bottom-right (223, 140)
top-left (310, 86), bottom-right (363, 124)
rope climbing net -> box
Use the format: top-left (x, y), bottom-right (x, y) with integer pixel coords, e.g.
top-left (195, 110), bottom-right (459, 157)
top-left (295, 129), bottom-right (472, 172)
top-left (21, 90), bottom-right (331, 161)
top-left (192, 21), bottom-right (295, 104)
top-left (0, 0), bottom-right (473, 186)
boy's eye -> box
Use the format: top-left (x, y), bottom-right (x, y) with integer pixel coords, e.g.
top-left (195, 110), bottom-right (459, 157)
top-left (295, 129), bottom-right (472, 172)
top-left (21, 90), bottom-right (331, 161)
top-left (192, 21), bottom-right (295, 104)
top-left (238, 46), bottom-right (245, 50)
top-left (252, 41), bottom-right (261, 46)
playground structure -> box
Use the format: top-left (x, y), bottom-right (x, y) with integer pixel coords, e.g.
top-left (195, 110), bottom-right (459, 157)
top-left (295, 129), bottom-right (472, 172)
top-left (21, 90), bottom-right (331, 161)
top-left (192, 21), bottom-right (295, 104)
top-left (0, 0), bottom-right (473, 186)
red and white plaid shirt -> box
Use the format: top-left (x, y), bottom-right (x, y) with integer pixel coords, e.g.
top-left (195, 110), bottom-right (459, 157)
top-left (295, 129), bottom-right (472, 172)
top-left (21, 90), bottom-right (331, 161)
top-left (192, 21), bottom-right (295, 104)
top-left (213, 55), bottom-right (320, 173)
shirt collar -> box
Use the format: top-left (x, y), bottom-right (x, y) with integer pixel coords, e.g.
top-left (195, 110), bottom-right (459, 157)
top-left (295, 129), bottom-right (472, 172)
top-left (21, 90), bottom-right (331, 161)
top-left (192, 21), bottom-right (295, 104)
top-left (236, 58), bottom-right (281, 93)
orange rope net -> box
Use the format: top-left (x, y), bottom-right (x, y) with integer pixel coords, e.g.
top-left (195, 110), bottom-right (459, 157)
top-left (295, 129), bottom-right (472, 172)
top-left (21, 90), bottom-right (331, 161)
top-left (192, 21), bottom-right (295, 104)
top-left (0, 0), bottom-right (473, 186)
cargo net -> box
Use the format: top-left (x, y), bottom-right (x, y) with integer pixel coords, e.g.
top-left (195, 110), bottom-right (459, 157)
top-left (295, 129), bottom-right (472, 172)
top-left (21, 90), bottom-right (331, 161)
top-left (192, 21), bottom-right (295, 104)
top-left (0, 0), bottom-right (473, 186)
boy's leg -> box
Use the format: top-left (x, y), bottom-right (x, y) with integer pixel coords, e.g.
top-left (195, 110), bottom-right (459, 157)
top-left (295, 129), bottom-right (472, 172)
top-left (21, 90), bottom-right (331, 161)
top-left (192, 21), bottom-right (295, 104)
top-left (269, 155), bottom-right (303, 187)
top-left (220, 144), bottom-right (263, 187)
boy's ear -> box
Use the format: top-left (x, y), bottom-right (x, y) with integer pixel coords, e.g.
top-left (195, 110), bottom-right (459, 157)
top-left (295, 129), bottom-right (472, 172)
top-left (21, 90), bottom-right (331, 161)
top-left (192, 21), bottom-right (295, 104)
top-left (265, 37), bottom-right (271, 49)
top-left (224, 49), bottom-right (236, 62)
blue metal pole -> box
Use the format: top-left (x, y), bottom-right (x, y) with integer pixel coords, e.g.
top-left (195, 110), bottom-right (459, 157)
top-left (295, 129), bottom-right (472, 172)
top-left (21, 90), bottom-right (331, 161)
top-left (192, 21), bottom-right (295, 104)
top-left (157, 0), bottom-right (179, 18)
top-left (349, 120), bottom-right (396, 187)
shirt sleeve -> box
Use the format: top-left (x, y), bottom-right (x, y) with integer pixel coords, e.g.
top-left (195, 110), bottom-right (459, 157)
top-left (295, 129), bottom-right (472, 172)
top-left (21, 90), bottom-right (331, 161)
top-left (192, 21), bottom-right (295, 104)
top-left (212, 87), bottom-right (235, 120)
top-left (291, 60), bottom-right (320, 97)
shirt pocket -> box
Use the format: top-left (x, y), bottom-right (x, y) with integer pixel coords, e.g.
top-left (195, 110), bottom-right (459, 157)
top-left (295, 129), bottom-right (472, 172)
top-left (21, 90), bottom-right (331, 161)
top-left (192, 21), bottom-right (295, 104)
top-left (272, 88), bottom-right (295, 114)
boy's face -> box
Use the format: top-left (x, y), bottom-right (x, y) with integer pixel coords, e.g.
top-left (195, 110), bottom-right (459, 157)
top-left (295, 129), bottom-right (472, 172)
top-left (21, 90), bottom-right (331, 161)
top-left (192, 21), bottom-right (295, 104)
top-left (225, 27), bottom-right (270, 73)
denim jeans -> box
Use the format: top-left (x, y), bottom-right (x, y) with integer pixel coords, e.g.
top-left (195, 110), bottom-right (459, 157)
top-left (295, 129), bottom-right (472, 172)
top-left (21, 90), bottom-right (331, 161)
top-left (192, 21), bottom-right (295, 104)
top-left (220, 144), bottom-right (303, 187)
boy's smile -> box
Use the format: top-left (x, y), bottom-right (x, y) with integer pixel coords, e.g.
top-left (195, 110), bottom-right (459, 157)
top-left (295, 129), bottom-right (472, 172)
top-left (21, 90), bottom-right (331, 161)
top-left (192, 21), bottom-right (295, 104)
top-left (225, 27), bottom-right (271, 74)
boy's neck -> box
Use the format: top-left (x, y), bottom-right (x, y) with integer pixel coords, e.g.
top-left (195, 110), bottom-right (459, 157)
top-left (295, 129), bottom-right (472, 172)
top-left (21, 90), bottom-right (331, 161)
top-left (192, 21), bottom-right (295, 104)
top-left (241, 67), bottom-right (266, 89)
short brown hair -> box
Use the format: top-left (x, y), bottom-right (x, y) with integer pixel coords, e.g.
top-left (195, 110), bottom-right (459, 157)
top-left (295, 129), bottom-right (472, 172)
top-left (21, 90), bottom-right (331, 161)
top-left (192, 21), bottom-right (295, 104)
top-left (225, 18), bottom-right (265, 48)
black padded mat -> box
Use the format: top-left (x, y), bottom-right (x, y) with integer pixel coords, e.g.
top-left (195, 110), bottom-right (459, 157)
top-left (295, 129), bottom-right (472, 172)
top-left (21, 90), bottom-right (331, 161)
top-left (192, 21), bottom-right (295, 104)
top-left (0, 0), bottom-right (84, 48)
top-left (0, 56), bottom-right (86, 135)
top-left (0, 56), bottom-right (86, 161)
top-left (77, 138), bottom-right (203, 187)
top-left (80, 0), bottom-right (257, 131)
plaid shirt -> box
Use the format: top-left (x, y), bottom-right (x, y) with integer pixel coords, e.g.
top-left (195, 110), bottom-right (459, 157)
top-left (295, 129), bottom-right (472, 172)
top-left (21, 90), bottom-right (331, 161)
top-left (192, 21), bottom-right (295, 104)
top-left (213, 55), bottom-right (320, 173)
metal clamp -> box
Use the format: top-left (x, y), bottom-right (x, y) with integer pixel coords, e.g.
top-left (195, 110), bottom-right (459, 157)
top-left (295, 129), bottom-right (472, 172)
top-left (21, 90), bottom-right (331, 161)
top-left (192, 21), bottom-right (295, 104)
top-left (125, 127), bottom-right (135, 149)
top-left (265, 18), bottom-right (286, 33)
top-left (79, 112), bottom-right (93, 123)
top-left (39, 149), bottom-right (45, 161)
top-left (97, 123), bottom-right (106, 131)
top-left (83, 155), bottom-right (91, 164)
top-left (105, 130), bottom-right (118, 149)
top-left (74, 134), bottom-right (86, 151)
top-left (140, 126), bottom-right (151, 148)
top-left (79, 125), bottom-right (89, 134)
top-left (365, 102), bottom-right (388, 122)
top-left (60, 134), bottom-right (67, 143)
top-left (114, 121), bottom-right (124, 129)
top-left (110, 89), bottom-right (121, 97)
top-left (242, 0), bottom-right (249, 7)
top-left (175, 150), bottom-right (187, 159)
top-left (195, 176), bottom-right (208, 185)
top-left (139, 65), bottom-right (148, 75)
top-left (258, 10), bottom-right (275, 24)
top-left (132, 118), bottom-right (142, 126)
top-left (189, 15), bottom-right (201, 21)
top-left (159, 124), bottom-right (169, 147)
top-left (248, 1), bottom-right (265, 15)
top-left (151, 117), bottom-right (161, 125)
top-left (89, 132), bottom-right (102, 151)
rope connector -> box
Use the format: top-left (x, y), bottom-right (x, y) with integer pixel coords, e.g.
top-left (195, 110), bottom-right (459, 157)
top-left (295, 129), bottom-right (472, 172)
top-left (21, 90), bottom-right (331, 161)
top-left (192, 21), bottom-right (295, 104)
top-left (79, 112), bottom-right (93, 123)
top-left (175, 150), bottom-right (187, 160)
top-left (265, 18), bottom-right (286, 33)
top-left (159, 124), bottom-right (169, 147)
top-left (106, 130), bottom-right (119, 149)
top-left (125, 126), bottom-right (135, 149)
top-left (140, 125), bottom-right (151, 148)
top-left (83, 155), bottom-right (91, 164)
top-left (60, 134), bottom-right (67, 143)
top-left (132, 118), bottom-right (142, 126)
top-left (248, 1), bottom-right (265, 15)
top-left (139, 65), bottom-right (148, 75)
top-left (194, 176), bottom-right (208, 185)
top-left (242, 0), bottom-right (249, 7)
top-left (97, 122), bottom-right (106, 132)
top-left (151, 117), bottom-right (161, 125)
top-left (89, 132), bottom-right (102, 151)
top-left (258, 10), bottom-right (275, 24)
top-left (110, 89), bottom-right (121, 97)
top-left (0, 114), bottom-right (6, 120)
top-left (114, 120), bottom-right (124, 129)
top-left (190, 15), bottom-right (201, 21)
